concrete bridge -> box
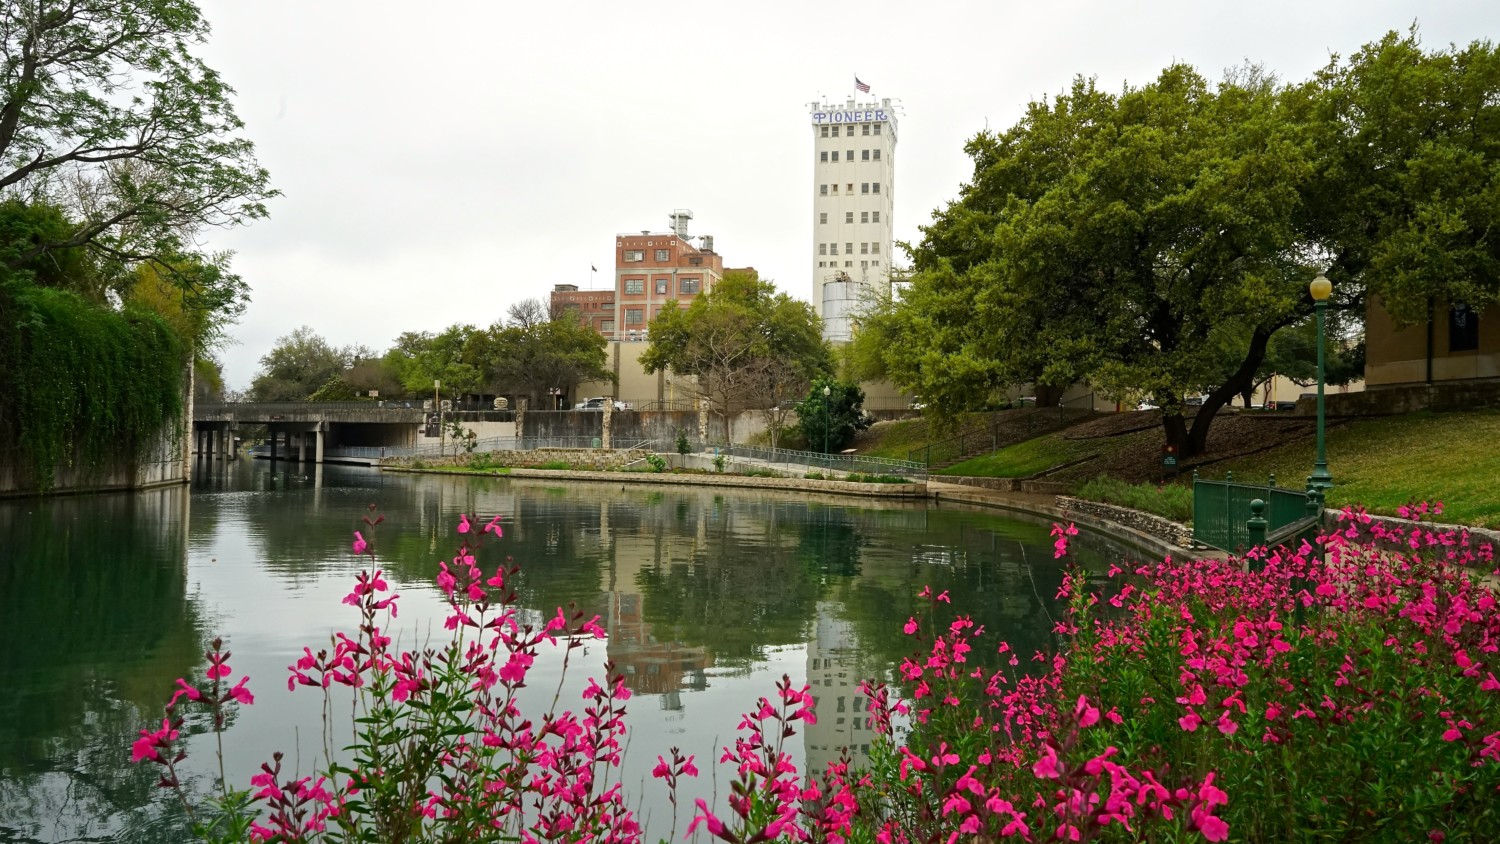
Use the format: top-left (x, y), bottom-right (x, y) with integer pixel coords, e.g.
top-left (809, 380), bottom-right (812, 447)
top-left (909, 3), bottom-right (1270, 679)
top-left (191, 401), bottom-right (435, 464)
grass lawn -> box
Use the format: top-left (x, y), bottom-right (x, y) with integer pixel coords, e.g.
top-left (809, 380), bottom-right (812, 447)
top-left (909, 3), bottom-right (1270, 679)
top-left (1209, 410), bottom-right (1500, 529)
top-left (937, 433), bottom-right (1107, 478)
top-left (858, 414), bottom-right (997, 461)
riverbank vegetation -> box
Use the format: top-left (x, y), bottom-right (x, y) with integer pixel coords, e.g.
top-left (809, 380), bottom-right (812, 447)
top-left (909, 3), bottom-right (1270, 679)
top-left (135, 505), bottom-right (1498, 841)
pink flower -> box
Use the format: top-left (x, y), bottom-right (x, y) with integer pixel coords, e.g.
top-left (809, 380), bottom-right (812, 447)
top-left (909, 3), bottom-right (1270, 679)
top-left (457, 514), bottom-right (471, 534)
top-left (903, 617), bottom-right (918, 635)
top-left (228, 676), bottom-right (254, 705)
top-left (351, 531), bottom-right (368, 554)
top-left (169, 678), bottom-right (200, 707)
top-left (482, 515), bottom-right (503, 535)
top-left (1032, 742), bottom-right (1061, 779)
top-left (1179, 710), bottom-right (1202, 732)
top-left (1074, 695), bottom-right (1100, 728)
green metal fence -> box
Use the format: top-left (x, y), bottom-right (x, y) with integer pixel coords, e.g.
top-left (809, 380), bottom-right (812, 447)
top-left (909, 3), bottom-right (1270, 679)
top-left (1193, 473), bottom-right (1315, 551)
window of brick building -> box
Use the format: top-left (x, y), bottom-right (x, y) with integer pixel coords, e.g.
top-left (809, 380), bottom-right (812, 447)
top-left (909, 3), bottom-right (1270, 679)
top-left (624, 250), bottom-right (643, 262)
top-left (624, 279), bottom-right (643, 294)
top-left (680, 278), bottom-right (700, 295)
top-left (654, 249), bottom-right (669, 261)
top-left (655, 278), bottom-right (669, 294)
top-left (625, 308), bottom-right (643, 325)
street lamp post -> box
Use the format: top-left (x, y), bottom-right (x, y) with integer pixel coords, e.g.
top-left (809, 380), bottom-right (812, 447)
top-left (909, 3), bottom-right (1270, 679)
top-left (1308, 274), bottom-right (1334, 498)
top-left (435, 379), bottom-right (444, 458)
top-left (823, 384), bottom-right (832, 466)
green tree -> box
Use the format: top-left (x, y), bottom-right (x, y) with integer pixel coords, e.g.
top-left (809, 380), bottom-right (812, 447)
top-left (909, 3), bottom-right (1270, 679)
top-left (875, 31), bottom-right (1500, 458)
top-left (640, 270), bottom-right (830, 442)
top-left (385, 325), bottom-right (482, 401)
top-left (797, 376), bottom-right (869, 455)
top-left (0, 0), bottom-right (272, 325)
top-left (470, 300), bottom-right (612, 408)
top-left (248, 326), bottom-right (368, 401)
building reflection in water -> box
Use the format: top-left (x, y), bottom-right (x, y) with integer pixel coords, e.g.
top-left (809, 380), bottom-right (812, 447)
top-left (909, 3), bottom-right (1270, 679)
top-left (804, 601), bottom-right (876, 776)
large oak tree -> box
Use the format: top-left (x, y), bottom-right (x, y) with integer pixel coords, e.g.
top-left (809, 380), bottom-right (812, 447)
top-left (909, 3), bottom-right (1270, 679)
top-left (858, 30), bottom-right (1500, 457)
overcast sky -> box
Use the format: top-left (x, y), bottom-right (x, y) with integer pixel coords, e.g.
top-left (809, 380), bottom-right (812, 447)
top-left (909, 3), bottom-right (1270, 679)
top-left (194, 0), bottom-right (1499, 389)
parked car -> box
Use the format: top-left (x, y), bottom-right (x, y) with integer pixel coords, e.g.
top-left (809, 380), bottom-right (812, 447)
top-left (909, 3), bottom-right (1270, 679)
top-left (573, 397), bottom-right (630, 411)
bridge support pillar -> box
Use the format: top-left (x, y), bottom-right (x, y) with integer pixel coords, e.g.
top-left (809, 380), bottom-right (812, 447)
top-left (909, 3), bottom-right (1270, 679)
top-left (296, 432), bottom-right (306, 463)
top-left (315, 427), bottom-right (325, 464)
top-left (269, 429), bottom-right (278, 461)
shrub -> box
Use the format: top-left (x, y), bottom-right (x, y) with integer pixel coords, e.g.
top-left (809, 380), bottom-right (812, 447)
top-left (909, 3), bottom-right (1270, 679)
top-left (1075, 474), bottom-right (1193, 522)
top-left (535, 460), bottom-right (573, 470)
top-left (645, 454), bottom-right (667, 473)
top-left (804, 471), bottom-right (825, 480)
top-left (409, 458), bottom-right (427, 470)
top-left (675, 431), bottom-right (690, 456)
top-left (844, 472), bottom-right (910, 484)
top-left (712, 453), bottom-right (726, 473)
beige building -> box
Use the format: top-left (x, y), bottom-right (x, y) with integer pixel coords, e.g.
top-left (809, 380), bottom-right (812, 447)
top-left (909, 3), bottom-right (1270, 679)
top-left (810, 97), bottom-right (898, 341)
top-left (1365, 298), bottom-right (1498, 387)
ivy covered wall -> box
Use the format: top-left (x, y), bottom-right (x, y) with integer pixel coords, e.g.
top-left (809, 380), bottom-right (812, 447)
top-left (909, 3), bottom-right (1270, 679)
top-left (0, 281), bottom-right (188, 494)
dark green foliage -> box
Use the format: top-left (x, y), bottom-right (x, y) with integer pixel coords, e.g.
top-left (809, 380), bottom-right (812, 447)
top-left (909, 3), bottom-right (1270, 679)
top-left (797, 377), bottom-right (871, 453)
top-left (0, 281), bottom-right (186, 490)
top-left (1074, 475), bottom-right (1194, 523)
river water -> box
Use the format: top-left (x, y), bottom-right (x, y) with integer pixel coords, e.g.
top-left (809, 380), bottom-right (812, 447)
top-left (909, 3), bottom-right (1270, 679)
top-left (0, 460), bottom-right (1145, 842)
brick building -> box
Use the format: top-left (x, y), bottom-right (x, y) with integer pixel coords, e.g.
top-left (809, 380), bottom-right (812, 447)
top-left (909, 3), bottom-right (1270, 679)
top-left (612, 209), bottom-right (725, 341)
top-left (549, 285), bottom-right (615, 336)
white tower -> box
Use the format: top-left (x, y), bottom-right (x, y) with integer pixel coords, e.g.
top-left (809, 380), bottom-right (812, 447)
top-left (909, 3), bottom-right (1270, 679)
top-left (809, 96), bottom-right (897, 342)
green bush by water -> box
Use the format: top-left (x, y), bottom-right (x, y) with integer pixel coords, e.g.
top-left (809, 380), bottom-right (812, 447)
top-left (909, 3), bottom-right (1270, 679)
top-left (1074, 475), bottom-right (1193, 522)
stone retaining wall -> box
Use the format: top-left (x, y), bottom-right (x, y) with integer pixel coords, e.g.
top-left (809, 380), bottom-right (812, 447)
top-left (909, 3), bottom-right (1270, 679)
top-left (384, 448), bottom-right (647, 472)
top-left (502, 468), bottom-right (927, 498)
top-left (942, 476), bottom-right (1072, 495)
top-left (1056, 495), bottom-right (1194, 548)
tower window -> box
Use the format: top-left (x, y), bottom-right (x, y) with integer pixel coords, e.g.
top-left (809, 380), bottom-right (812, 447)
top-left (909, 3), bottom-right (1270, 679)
top-left (832, 183), bottom-right (839, 193)
top-left (820, 212), bottom-right (827, 224)
top-left (819, 243), bottom-right (827, 255)
top-left (846, 183), bottom-right (852, 192)
top-left (873, 124), bottom-right (881, 135)
top-left (820, 151), bottom-right (828, 162)
top-left (831, 150), bottom-right (839, 162)
top-left (845, 125), bottom-right (855, 136)
top-left (861, 211), bottom-right (868, 223)
top-left (820, 184), bottom-right (828, 195)
top-left (872, 211), bottom-right (880, 223)
top-left (872, 183), bottom-right (880, 194)
top-left (861, 183), bottom-right (869, 194)
top-left (860, 243), bottom-right (869, 254)
top-left (845, 242), bottom-right (853, 254)
top-left (862, 149), bottom-right (870, 161)
top-left (821, 126), bottom-right (830, 137)
top-left (872, 242), bottom-right (880, 255)
top-left (845, 211), bottom-right (853, 223)
top-left (847, 149), bottom-right (853, 160)
top-left (862, 124), bottom-right (870, 136)
top-left (873, 149), bottom-right (881, 160)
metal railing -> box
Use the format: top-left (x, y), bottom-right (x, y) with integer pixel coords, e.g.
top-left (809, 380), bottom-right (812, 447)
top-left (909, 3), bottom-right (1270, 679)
top-left (1193, 472), bottom-right (1318, 552)
top-left (634, 400), bottom-right (700, 412)
top-left (699, 441), bottom-right (927, 480)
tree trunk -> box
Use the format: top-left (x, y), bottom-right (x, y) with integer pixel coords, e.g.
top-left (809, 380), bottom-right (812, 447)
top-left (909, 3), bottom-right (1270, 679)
top-left (1162, 412), bottom-right (1189, 457)
top-left (1035, 383), bottom-right (1065, 408)
top-left (1183, 325), bottom-right (1277, 457)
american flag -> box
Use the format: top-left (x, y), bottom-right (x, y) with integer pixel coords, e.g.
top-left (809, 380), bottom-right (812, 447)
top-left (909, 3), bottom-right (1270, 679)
top-left (854, 77), bottom-right (870, 93)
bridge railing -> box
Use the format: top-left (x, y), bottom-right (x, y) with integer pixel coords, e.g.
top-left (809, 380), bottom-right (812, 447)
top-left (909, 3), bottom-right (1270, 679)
top-left (196, 401), bottom-right (426, 416)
